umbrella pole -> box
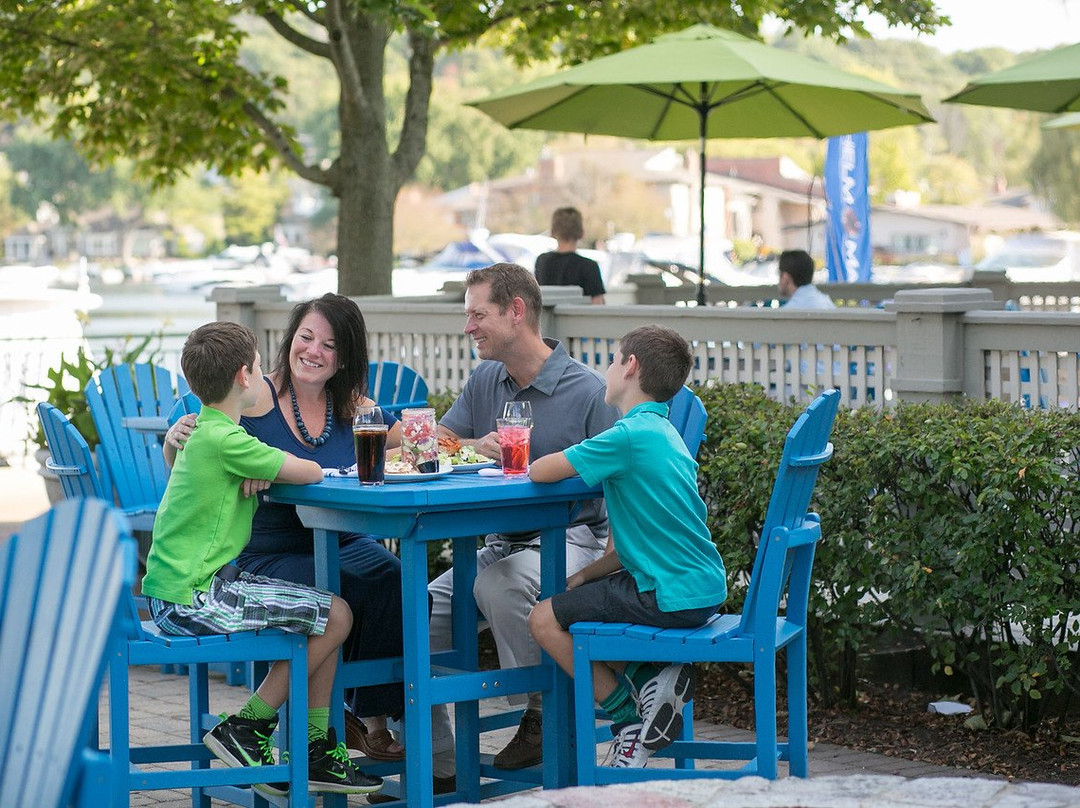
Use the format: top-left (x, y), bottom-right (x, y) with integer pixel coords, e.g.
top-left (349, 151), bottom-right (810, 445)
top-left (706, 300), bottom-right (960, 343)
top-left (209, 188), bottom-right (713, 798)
top-left (697, 102), bottom-right (707, 307)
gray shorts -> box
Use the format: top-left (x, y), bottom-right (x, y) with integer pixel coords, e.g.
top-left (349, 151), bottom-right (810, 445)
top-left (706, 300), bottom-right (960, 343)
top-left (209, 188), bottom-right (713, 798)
top-left (148, 568), bottom-right (332, 637)
top-left (549, 569), bottom-right (719, 630)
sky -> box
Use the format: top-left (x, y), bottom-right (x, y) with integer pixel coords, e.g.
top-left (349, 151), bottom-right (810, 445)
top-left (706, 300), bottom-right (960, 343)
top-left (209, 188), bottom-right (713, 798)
top-left (862, 0), bottom-right (1078, 53)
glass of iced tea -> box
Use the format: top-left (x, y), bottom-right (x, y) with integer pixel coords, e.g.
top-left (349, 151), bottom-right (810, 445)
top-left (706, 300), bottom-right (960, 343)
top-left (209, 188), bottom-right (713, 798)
top-left (353, 406), bottom-right (388, 485)
top-left (496, 417), bottom-right (531, 476)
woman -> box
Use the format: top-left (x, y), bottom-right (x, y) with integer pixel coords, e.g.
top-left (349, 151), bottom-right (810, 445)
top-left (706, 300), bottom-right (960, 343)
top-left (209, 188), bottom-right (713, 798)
top-left (166, 293), bottom-right (406, 760)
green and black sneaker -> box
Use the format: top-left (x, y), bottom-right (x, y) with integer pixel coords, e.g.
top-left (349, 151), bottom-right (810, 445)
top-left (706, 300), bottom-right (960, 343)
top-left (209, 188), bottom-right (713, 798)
top-left (203, 713), bottom-right (288, 797)
top-left (308, 728), bottom-right (384, 794)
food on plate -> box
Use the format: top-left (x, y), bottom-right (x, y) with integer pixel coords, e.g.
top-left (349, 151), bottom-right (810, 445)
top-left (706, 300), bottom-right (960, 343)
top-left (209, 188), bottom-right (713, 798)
top-left (438, 436), bottom-right (461, 455)
top-left (439, 444), bottom-right (485, 466)
top-left (385, 457), bottom-right (416, 475)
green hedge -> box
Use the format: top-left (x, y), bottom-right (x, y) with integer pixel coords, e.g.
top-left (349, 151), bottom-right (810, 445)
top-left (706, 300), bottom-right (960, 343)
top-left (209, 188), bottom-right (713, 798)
top-left (697, 384), bottom-right (1080, 729)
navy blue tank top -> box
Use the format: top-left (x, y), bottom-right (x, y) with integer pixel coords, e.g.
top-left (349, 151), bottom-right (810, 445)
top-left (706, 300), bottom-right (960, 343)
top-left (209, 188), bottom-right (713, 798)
top-left (241, 376), bottom-right (397, 555)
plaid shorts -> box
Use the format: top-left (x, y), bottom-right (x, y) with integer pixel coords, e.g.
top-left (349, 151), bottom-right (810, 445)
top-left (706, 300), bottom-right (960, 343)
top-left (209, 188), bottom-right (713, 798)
top-left (148, 569), bottom-right (332, 637)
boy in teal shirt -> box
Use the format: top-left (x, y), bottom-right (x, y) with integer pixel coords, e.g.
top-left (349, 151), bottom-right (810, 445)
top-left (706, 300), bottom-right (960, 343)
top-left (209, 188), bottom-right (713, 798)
top-left (143, 321), bottom-right (381, 797)
top-left (528, 325), bottom-right (726, 769)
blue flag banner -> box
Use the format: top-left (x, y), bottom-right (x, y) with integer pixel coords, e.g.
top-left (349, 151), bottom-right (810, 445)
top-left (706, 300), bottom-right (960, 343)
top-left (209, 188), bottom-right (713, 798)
top-left (825, 133), bottom-right (872, 283)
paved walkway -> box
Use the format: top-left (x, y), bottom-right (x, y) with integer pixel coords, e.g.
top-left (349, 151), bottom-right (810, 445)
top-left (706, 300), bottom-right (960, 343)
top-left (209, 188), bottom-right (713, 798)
top-left (5, 464), bottom-right (1080, 807)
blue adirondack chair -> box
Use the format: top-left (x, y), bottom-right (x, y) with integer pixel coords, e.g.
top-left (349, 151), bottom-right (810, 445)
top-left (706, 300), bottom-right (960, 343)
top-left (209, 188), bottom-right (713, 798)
top-left (570, 388), bottom-right (840, 785)
top-left (38, 401), bottom-right (248, 688)
top-left (0, 499), bottom-right (136, 808)
top-left (84, 362), bottom-right (191, 513)
top-left (37, 402), bottom-right (157, 533)
top-left (368, 360), bottom-right (428, 414)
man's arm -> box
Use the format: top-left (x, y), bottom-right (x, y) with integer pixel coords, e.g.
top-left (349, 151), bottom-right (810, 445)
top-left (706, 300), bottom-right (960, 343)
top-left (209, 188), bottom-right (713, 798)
top-left (439, 424), bottom-right (501, 460)
top-left (529, 450), bottom-right (576, 483)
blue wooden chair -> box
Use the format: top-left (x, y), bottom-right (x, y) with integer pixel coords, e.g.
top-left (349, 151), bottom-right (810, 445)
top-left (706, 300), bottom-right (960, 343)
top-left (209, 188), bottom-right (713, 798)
top-left (667, 385), bottom-right (707, 458)
top-left (84, 362), bottom-right (191, 514)
top-left (368, 361), bottom-right (428, 414)
top-left (570, 388), bottom-right (840, 785)
top-left (37, 402), bottom-right (157, 532)
top-left (0, 499), bottom-right (136, 808)
top-left (106, 589), bottom-right (312, 807)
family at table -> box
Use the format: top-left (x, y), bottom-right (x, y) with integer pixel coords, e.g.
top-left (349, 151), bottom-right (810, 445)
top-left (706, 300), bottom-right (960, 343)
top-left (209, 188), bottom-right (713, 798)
top-left (158, 262), bottom-right (725, 802)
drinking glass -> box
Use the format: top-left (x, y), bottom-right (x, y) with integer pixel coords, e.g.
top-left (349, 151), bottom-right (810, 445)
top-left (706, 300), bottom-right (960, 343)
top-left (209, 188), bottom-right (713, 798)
top-left (401, 407), bottom-right (439, 473)
top-left (352, 406), bottom-right (387, 485)
top-left (502, 400), bottom-right (533, 425)
top-left (496, 417), bottom-right (531, 476)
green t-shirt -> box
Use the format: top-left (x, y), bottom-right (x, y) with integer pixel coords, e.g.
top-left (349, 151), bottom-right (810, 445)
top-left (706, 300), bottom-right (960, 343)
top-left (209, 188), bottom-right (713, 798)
top-left (142, 406), bottom-right (286, 605)
top-left (564, 401), bottom-right (726, 611)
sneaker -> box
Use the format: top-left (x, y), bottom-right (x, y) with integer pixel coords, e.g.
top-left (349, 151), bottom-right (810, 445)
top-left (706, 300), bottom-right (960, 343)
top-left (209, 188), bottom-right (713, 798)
top-left (203, 713), bottom-right (287, 797)
top-left (605, 722), bottom-right (651, 768)
top-left (308, 728), bottom-right (384, 794)
top-left (636, 663), bottom-right (694, 751)
top-left (492, 708), bottom-right (543, 769)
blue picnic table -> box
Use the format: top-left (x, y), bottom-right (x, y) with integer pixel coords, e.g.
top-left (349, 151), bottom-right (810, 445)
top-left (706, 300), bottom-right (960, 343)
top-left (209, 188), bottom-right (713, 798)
top-left (267, 471), bottom-right (602, 808)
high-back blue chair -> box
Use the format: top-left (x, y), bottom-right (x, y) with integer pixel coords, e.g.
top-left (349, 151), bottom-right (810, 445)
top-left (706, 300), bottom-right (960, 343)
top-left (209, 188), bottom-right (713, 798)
top-left (37, 402), bottom-right (157, 532)
top-left (667, 386), bottom-right (707, 458)
top-left (368, 361), bottom-right (428, 414)
top-left (570, 388), bottom-right (840, 785)
top-left (0, 499), bottom-right (136, 808)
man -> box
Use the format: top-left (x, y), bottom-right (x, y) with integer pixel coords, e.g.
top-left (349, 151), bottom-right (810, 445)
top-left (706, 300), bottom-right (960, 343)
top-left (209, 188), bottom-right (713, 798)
top-left (778, 249), bottom-right (836, 310)
top-left (432, 263), bottom-right (618, 772)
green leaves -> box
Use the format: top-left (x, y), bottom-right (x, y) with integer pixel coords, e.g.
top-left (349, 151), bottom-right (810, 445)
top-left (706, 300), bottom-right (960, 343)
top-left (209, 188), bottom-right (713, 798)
top-left (697, 386), bottom-right (1080, 728)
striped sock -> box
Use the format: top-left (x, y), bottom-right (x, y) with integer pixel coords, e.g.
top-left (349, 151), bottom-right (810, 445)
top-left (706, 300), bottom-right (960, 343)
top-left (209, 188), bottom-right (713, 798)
top-left (308, 707), bottom-right (329, 743)
top-left (600, 681), bottom-right (640, 725)
top-left (238, 692), bottom-right (277, 722)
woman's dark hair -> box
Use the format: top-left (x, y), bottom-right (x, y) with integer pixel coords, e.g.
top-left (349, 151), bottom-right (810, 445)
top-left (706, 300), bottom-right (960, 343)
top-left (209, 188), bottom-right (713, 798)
top-left (273, 293), bottom-right (369, 420)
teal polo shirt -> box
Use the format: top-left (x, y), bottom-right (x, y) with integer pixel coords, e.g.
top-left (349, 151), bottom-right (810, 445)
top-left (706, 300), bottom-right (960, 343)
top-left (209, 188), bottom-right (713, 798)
top-left (564, 401), bottom-right (726, 611)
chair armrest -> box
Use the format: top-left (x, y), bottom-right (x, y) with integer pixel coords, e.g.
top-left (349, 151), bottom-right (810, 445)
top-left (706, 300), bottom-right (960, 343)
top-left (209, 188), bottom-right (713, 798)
top-left (45, 457), bottom-right (88, 477)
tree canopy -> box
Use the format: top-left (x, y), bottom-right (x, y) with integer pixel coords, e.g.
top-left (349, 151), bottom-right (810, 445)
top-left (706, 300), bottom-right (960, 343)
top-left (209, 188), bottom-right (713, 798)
top-left (0, 0), bottom-right (946, 294)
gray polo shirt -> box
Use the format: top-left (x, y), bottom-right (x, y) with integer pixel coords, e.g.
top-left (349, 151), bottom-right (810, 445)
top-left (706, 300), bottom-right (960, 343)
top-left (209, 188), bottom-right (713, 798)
top-left (441, 339), bottom-right (618, 551)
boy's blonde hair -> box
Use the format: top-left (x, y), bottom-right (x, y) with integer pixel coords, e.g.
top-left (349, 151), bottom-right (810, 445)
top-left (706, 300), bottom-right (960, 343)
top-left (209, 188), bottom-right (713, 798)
top-left (550, 207), bottom-right (584, 242)
top-left (181, 321), bottom-right (258, 404)
top-left (619, 325), bottom-right (692, 401)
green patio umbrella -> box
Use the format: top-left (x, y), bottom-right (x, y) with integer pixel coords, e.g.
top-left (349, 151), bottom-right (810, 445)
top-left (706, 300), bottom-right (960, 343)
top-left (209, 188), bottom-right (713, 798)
top-left (944, 41), bottom-right (1080, 114)
top-left (469, 24), bottom-right (934, 304)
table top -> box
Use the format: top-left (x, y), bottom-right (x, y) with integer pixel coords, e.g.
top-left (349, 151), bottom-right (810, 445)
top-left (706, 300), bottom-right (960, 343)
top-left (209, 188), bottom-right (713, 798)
top-left (268, 472), bottom-right (601, 512)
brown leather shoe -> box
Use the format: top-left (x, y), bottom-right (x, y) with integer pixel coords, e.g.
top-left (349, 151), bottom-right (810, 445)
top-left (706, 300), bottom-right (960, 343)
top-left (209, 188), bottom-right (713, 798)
top-left (345, 711), bottom-right (405, 762)
top-left (492, 709), bottom-right (542, 769)
top-left (366, 774), bottom-right (456, 804)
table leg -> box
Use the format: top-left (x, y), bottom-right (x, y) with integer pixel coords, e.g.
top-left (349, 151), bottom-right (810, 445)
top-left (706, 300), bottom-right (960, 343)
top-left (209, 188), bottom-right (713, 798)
top-left (539, 524), bottom-right (571, 789)
top-left (314, 527), bottom-right (348, 808)
top-left (401, 537), bottom-right (436, 808)
top-left (451, 536), bottom-right (481, 802)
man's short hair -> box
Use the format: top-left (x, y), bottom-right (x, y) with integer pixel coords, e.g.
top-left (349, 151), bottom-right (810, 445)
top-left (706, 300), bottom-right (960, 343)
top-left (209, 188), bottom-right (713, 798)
top-left (779, 250), bottom-right (815, 287)
top-left (550, 207), bottom-right (584, 242)
top-left (464, 263), bottom-right (543, 330)
top-left (181, 321), bottom-right (258, 404)
top-left (618, 324), bottom-right (692, 402)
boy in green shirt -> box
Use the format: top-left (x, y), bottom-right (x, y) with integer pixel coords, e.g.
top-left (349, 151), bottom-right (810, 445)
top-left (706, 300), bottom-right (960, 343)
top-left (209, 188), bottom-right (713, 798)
top-left (528, 325), bottom-right (726, 769)
top-left (143, 321), bottom-right (381, 797)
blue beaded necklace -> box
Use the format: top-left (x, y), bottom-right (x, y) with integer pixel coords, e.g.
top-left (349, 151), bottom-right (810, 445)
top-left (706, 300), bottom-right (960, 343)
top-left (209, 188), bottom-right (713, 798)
top-left (289, 382), bottom-right (333, 446)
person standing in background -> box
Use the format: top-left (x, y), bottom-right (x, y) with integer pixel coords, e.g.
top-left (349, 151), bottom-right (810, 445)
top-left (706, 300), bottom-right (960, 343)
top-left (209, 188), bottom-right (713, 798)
top-left (534, 207), bottom-right (606, 304)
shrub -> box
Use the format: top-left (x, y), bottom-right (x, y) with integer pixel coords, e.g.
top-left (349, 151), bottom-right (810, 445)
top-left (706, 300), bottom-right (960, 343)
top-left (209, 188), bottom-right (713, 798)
top-left (696, 384), bottom-right (1080, 728)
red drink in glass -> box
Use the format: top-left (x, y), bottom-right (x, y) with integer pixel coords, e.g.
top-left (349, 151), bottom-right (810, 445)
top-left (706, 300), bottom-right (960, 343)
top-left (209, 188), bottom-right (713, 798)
top-left (353, 424), bottom-right (388, 485)
top-left (497, 420), bottom-right (531, 476)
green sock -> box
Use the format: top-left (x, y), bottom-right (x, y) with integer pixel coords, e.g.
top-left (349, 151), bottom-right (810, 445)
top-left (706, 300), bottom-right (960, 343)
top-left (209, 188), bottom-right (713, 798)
top-left (238, 692), bottom-right (277, 722)
top-left (624, 661), bottom-right (663, 694)
top-left (600, 681), bottom-right (640, 726)
top-left (308, 707), bottom-right (330, 743)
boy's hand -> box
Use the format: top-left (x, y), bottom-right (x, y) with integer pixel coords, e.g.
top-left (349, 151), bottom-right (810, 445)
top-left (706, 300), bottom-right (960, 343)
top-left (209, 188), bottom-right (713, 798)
top-left (241, 478), bottom-right (272, 498)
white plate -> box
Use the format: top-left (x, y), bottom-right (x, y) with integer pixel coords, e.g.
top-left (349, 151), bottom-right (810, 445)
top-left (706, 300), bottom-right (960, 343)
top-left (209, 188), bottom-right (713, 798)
top-left (384, 467), bottom-right (453, 483)
top-left (449, 460), bottom-right (497, 473)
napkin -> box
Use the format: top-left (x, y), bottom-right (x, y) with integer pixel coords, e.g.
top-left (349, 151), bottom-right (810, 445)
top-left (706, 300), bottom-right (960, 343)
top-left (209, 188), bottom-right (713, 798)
top-left (323, 465), bottom-right (357, 478)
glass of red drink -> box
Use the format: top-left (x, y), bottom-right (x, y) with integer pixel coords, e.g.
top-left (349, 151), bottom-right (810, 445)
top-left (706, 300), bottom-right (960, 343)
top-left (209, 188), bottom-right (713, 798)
top-left (496, 417), bottom-right (531, 476)
top-left (353, 406), bottom-right (387, 485)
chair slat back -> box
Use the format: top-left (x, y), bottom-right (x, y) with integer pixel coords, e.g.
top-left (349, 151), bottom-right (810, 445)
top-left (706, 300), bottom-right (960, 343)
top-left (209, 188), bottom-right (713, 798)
top-left (739, 389), bottom-right (839, 636)
top-left (368, 360), bottom-right (429, 414)
top-left (86, 363), bottom-right (189, 509)
top-left (37, 402), bottom-right (108, 500)
top-left (667, 385), bottom-right (707, 458)
top-left (0, 500), bottom-right (135, 808)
